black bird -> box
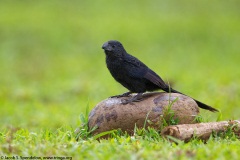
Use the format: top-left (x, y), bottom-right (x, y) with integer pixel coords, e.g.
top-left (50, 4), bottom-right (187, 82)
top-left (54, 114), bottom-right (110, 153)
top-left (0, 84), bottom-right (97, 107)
top-left (102, 40), bottom-right (218, 112)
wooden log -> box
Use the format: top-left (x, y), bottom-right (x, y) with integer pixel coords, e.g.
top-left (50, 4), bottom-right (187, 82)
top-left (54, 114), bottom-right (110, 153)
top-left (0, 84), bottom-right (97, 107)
top-left (161, 120), bottom-right (240, 142)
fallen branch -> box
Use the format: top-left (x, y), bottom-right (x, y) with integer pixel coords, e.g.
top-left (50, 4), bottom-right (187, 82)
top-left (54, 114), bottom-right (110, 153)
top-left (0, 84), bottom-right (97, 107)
top-left (161, 120), bottom-right (240, 142)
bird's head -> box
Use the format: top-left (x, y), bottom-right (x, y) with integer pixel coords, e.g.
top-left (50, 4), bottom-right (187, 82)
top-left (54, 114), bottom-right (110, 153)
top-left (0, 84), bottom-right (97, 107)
top-left (102, 40), bottom-right (126, 57)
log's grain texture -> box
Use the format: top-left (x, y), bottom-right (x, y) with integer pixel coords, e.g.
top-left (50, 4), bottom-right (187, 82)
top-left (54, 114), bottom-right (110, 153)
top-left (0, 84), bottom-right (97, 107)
top-left (88, 92), bottom-right (199, 135)
top-left (161, 120), bottom-right (240, 142)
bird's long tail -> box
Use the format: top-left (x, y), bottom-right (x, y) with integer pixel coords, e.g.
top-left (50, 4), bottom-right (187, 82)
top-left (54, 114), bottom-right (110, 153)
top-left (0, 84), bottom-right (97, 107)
top-left (163, 88), bottom-right (218, 112)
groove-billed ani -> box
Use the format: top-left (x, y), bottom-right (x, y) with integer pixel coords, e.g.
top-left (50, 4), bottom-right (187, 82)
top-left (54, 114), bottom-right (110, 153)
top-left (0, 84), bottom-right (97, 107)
top-left (102, 40), bottom-right (218, 112)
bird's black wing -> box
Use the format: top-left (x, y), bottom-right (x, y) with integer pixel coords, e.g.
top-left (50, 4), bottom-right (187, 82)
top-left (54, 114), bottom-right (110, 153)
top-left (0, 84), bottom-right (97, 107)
top-left (122, 54), bottom-right (149, 78)
top-left (123, 53), bottom-right (168, 89)
top-left (144, 69), bottom-right (169, 89)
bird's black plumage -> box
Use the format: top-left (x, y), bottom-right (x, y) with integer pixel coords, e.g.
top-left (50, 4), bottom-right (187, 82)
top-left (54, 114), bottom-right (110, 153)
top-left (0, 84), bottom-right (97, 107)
top-left (102, 40), bottom-right (218, 112)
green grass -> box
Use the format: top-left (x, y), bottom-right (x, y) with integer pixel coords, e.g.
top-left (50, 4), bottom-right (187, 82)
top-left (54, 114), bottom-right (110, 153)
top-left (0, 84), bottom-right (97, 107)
top-left (0, 0), bottom-right (240, 159)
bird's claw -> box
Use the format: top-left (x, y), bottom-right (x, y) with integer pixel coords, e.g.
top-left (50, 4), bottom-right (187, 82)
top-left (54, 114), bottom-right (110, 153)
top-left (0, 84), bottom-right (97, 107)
top-left (121, 100), bottom-right (129, 105)
top-left (121, 96), bottom-right (143, 105)
top-left (110, 92), bottom-right (132, 98)
top-left (110, 95), bottom-right (124, 98)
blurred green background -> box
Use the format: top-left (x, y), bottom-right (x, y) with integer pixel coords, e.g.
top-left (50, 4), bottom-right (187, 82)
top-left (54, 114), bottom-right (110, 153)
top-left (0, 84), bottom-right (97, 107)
top-left (0, 0), bottom-right (240, 131)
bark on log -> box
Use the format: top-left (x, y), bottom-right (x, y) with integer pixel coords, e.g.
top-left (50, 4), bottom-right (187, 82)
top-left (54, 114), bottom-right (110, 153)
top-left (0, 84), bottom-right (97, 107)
top-left (161, 120), bottom-right (240, 142)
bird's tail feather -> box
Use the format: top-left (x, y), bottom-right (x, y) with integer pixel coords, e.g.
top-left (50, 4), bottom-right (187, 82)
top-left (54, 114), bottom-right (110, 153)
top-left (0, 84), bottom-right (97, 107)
top-left (163, 87), bottom-right (218, 112)
top-left (193, 99), bottom-right (218, 112)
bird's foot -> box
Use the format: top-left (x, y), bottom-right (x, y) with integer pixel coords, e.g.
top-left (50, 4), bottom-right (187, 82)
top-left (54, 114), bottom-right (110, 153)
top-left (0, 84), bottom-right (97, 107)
top-left (121, 93), bottom-right (143, 105)
top-left (110, 92), bottom-right (132, 98)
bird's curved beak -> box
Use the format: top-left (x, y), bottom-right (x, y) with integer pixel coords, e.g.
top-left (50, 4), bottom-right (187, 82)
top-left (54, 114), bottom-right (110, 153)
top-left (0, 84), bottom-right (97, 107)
top-left (102, 42), bottom-right (108, 49)
top-left (102, 42), bottom-right (111, 51)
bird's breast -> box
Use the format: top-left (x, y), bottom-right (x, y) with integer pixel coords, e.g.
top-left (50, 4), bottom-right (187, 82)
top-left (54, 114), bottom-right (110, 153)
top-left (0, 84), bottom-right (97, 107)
top-left (106, 57), bottom-right (126, 79)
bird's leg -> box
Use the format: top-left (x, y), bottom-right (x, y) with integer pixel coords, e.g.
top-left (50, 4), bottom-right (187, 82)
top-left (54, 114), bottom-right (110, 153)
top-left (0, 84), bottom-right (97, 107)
top-left (121, 93), bottom-right (143, 105)
top-left (110, 91), bottom-right (132, 98)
